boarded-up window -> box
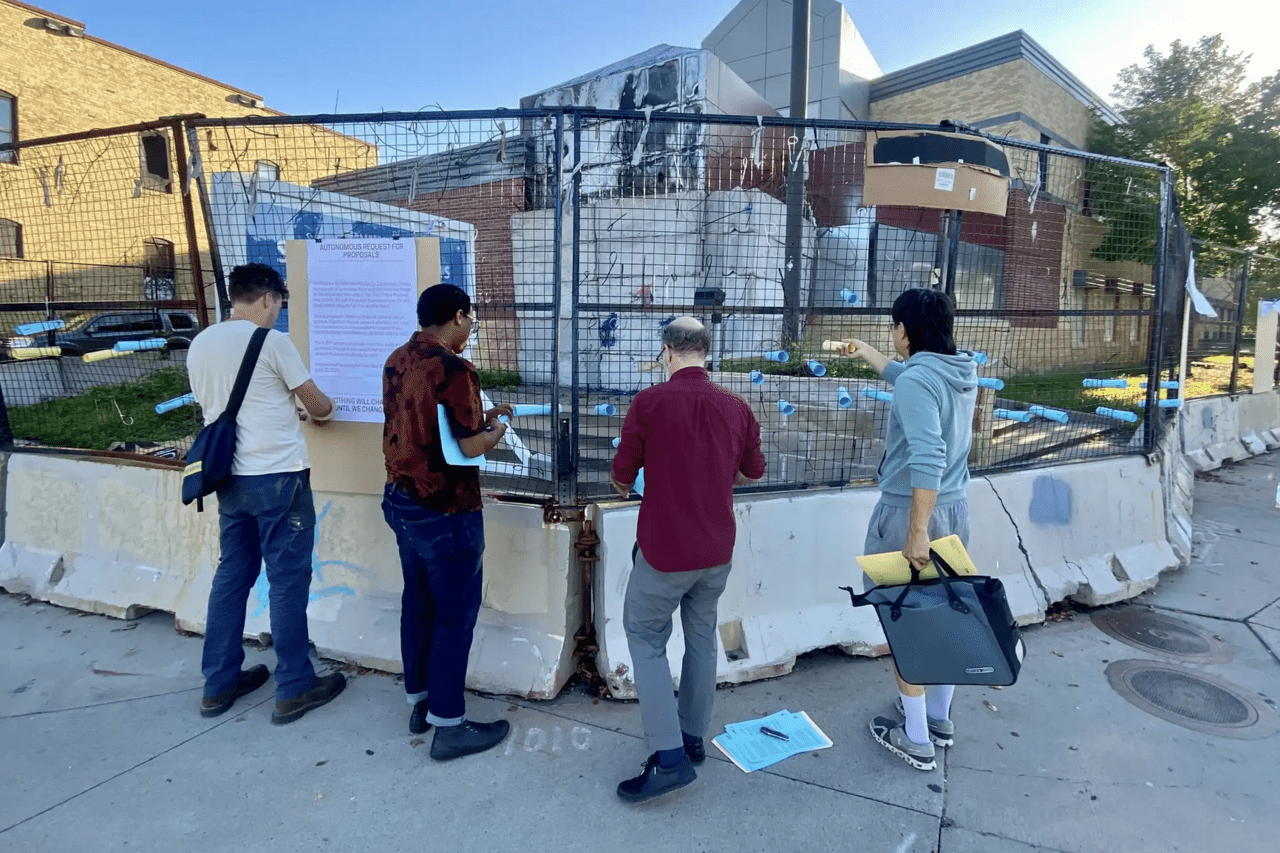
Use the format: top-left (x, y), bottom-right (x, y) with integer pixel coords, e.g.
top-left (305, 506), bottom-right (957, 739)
top-left (0, 218), bottom-right (21, 258)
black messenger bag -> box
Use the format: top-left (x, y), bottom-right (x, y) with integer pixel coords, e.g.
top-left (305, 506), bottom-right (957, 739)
top-left (840, 549), bottom-right (1025, 686)
top-left (181, 326), bottom-right (270, 512)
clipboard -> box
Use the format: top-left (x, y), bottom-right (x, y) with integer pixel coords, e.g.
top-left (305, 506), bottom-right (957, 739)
top-left (855, 534), bottom-right (977, 585)
top-left (437, 404), bottom-right (484, 467)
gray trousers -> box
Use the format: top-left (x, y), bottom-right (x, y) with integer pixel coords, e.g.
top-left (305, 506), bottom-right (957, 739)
top-left (623, 548), bottom-right (732, 753)
top-left (862, 499), bottom-right (971, 589)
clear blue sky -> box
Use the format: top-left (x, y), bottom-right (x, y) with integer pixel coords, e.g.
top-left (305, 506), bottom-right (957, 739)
top-left (43, 0), bottom-right (1280, 115)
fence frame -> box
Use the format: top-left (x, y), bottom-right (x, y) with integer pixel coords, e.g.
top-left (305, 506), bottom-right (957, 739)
top-left (1, 108), bottom-right (1183, 511)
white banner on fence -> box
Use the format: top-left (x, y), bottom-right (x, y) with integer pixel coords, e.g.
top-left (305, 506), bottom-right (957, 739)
top-left (306, 239), bottom-right (418, 423)
top-left (1185, 254), bottom-right (1218, 319)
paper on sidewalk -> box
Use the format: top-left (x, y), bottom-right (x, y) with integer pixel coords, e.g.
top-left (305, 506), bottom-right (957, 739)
top-left (711, 710), bottom-right (833, 772)
top-left (855, 534), bottom-right (977, 586)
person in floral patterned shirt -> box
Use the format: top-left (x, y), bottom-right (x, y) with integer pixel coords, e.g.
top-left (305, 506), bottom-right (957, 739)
top-left (381, 283), bottom-right (512, 761)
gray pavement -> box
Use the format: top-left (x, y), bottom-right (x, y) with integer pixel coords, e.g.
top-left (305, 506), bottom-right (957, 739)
top-left (3, 453), bottom-right (1280, 852)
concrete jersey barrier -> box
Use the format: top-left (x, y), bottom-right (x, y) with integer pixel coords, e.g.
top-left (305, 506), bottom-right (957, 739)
top-left (0, 452), bottom-right (579, 699)
top-left (591, 454), bottom-right (1179, 699)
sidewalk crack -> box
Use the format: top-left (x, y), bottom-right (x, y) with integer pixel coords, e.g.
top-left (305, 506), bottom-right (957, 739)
top-left (0, 695), bottom-right (274, 835)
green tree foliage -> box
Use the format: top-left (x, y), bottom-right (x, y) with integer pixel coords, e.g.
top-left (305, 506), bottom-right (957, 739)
top-left (1088, 35), bottom-right (1280, 263)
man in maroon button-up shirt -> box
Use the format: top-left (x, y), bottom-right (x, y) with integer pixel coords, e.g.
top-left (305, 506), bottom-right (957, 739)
top-left (610, 316), bottom-right (765, 803)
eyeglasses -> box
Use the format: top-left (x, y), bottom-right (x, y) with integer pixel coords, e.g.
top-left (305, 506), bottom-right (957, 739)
top-left (654, 345), bottom-right (666, 364)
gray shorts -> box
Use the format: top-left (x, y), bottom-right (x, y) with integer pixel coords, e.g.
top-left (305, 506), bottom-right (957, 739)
top-left (862, 499), bottom-right (970, 589)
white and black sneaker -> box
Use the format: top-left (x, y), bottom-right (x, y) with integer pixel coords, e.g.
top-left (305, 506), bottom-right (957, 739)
top-left (869, 716), bottom-right (936, 771)
top-left (894, 696), bottom-right (956, 747)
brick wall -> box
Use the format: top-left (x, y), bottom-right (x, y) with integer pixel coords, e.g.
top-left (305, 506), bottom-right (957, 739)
top-left (387, 180), bottom-right (528, 372)
top-left (0, 2), bottom-right (272, 142)
top-left (869, 61), bottom-right (1027, 127)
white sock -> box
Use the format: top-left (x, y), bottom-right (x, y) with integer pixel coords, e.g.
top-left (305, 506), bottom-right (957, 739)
top-left (899, 692), bottom-right (929, 745)
top-left (926, 685), bottom-right (955, 722)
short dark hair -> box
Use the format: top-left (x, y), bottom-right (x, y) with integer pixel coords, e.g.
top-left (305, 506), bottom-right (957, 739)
top-left (228, 263), bottom-right (287, 303)
top-left (661, 320), bottom-right (711, 356)
top-left (417, 284), bottom-right (471, 328)
top-left (892, 288), bottom-right (957, 356)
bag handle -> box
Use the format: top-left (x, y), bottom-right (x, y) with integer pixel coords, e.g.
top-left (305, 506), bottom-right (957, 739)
top-left (838, 547), bottom-right (971, 619)
top-left (223, 327), bottom-right (270, 421)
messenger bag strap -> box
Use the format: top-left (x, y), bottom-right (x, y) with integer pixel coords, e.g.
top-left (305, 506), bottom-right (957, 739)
top-left (223, 327), bottom-right (270, 421)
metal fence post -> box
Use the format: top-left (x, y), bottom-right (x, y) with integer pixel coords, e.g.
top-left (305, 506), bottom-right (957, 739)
top-left (569, 109), bottom-right (583, 505)
top-left (550, 111), bottom-right (571, 506)
top-left (1228, 253), bottom-right (1251, 395)
top-left (183, 123), bottom-right (230, 322)
top-left (1143, 167), bottom-right (1174, 451)
top-left (168, 118), bottom-right (209, 328)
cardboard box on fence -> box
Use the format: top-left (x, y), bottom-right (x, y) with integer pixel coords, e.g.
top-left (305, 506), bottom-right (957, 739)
top-left (863, 130), bottom-right (1010, 217)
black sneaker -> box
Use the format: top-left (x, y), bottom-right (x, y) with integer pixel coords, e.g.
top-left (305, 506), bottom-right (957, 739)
top-left (409, 700), bottom-right (432, 735)
top-left (429, 719), bottom-right (511, 761)
top-left (271, 672), bottom-right (347, 725)
top-left (616, 753), bottom-right (697, 803)
top-left (684, 737), bottom-right (706, 765)
top-left (200, 664), bottom-right (270, 718)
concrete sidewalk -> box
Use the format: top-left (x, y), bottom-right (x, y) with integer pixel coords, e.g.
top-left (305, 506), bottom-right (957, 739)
top-left (3, 454), bottom-right (1279, 853)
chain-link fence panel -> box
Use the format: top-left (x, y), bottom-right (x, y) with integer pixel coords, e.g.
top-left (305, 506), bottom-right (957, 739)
top-left (553, 111), bottom-right (1171, 500)
top-left (190, 111), bottom-right (564, 501)
top-left (0, 120), bottom-right (208, 458)
top-left (1, 108), bottom-right (1177, 504)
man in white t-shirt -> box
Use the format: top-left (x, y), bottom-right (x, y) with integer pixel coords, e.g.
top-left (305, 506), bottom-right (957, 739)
top-left (188, 263), bottom-right (346, 725)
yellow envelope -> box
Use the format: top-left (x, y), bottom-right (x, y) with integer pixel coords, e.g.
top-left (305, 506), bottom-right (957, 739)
top-left (855, 534), bottom-right (978, 585)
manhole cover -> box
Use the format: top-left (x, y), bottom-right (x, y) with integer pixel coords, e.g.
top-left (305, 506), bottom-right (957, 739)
top-left (1105, 660), bottom-right (1280, 739)
top-left (1092, 608), bottom-right (1234, 663)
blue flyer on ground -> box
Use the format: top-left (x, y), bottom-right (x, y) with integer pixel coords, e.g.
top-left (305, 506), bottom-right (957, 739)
top-left (712, 710), bottom-right (833, 772)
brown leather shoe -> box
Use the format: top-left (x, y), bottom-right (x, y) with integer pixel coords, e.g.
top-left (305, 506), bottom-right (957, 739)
top-left (200, 664), bottom-right (270, 718)
top-left (271, 672), bottom-right (346, 725)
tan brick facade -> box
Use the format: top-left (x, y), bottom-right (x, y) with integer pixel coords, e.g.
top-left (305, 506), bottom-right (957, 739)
top-left (0, 1), bottom-right (276, 142)
top-left (0, 1), bottom-right (373, 321)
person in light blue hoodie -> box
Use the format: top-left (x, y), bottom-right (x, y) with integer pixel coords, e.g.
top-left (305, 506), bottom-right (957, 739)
top-left (846, 288), bottom-right (978, 772)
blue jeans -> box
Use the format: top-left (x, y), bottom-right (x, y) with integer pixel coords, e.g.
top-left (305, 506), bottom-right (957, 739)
top-left (202, 471), bottom-right (318, 701)
top-left (381, 484), bottom-right (484, 726)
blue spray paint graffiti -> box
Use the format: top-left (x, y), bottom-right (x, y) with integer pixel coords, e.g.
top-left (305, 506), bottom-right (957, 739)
top-left (1028, 476), bottom-right (1073, 526)
top-left (599, 313), bottom-right (619, 347)
top-left (252, 501), bottom-right (365, 617)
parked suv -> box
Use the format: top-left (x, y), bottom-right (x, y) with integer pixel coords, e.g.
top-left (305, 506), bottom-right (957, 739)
top-left (5, 310), bottom-right (200, 358)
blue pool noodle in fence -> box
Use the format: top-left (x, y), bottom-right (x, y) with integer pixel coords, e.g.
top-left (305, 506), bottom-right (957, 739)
top-left (1138, 399), bottom-right (1182, 408)
top-left (977, 377), bottom-right (1004, 390)
top-left (777, 400), bottom-right (796, 416)
top-left (114, 338), bottom-right (168, 353)
top-left (750, 370), bottom-right (765, 385)
top-left (1083, 378), bottom-right (1128, 389)
top-left (763, 350), bottom-right (790, 363)
top-left (1139, 381), bottom-right (1180, 389)
top-left (840, 288), bottom-right (860, 305)
top-left (155, 393), bottom-right (196, 414)
top-left (807, 360), bottom-right (827, 377)
top-left (14, 320), bottom-right (65, 335)
top-left (972, 351), bottom-right (989, 365)
top-left (837, 387), bottom-right (853, 408)
top-left (861, 388), bottom-right (893, 403)
top-left (993, 408), bottom-right (1032, 423)
top-left (594, 404), bottom-right (618, 416)
top-left (1096, 406), bottom-right (1139, 423)
top-left (1029, 405), bottom-right (1070, 423)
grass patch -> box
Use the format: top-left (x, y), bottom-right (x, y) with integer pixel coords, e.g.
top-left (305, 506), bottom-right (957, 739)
top-left (478, 368), bottom-right (522, 390)
top-left (8, 367), bottom-right (202, 450)
top-left (999, 370), bottom-right (1146, 415)
top-left (720, 354), bottom-right (880, 381)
